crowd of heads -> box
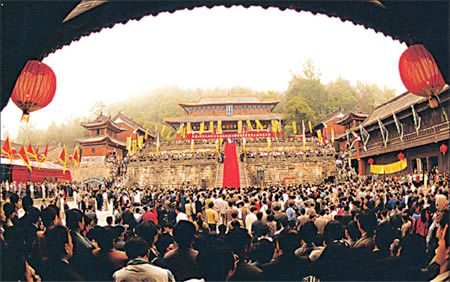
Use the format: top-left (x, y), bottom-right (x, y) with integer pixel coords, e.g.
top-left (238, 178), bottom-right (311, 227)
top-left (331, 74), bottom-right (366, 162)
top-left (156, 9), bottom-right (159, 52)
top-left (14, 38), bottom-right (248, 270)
top-left (0, 167), bottom-right (449, 281)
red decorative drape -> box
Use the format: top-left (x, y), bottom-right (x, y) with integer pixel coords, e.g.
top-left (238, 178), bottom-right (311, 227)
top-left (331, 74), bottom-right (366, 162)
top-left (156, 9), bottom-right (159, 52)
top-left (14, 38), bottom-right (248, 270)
top-left (222, 142), bottom-right (240, 189)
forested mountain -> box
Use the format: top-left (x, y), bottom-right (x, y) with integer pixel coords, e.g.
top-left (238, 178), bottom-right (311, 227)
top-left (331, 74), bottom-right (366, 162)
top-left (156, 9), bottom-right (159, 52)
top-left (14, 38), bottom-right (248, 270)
top-left (14, 61), bottom-right (397, 149)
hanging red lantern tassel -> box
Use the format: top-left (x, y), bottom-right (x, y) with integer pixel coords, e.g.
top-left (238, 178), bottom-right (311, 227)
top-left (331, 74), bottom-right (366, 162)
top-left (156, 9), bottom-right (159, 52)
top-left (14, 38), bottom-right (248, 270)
top-left (11, 60), bottom-right (57, 122)
top-left (440, 144), bottom-right (448, 155)
top-left (399, 44), bottom-right (446, 108)
top-left (368, 158), bottom-right (374, 165)
top-left (397, 152), bottom-right (405, 160)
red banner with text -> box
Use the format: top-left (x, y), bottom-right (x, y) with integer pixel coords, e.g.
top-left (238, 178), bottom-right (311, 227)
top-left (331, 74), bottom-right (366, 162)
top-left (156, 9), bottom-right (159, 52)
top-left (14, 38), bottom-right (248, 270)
top-left (187, 131), bottom-right (275, 140)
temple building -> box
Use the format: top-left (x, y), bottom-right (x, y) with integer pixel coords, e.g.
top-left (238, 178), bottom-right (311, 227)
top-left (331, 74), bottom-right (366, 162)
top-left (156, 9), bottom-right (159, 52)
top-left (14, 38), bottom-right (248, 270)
top-left (112, 113), bottom-right (154, 143)
top-left (165, 97), bottom-right (284, 139)
top-left (77, 113), bottom-right (154, 164)
top-left (77, 114), bottom-right (127, 163)
top-left (338, 89), bottom-right (449, 175)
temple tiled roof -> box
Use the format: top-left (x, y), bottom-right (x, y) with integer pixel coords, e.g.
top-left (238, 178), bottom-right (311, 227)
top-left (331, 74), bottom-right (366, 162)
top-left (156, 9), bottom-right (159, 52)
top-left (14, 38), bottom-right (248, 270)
top-left (165, 114), bottom-right (284, 124)
top-left (179, 97), bottom-right (279, 107)
top-left (81, 114), bottom-right (126, 132)
top-left (361, 92), bottom-right (425, 127)
top-left (335, 106), bottom-right (368, 126)
top-left (77, 135), bottom-right (126, 147)
top-left (112, 113), bottom-right (153, 137)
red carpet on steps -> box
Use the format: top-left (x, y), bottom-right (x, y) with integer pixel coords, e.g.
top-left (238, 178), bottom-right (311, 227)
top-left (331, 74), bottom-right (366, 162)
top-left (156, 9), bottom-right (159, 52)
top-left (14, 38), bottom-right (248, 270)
top-left (222, 142), bottom-right (240, 188)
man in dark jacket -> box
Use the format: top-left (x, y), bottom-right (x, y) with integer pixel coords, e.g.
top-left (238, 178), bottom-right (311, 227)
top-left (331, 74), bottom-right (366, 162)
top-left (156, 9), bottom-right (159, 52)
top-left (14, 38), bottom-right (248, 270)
top-left (40, 225), bottom-right (83, 281)
top-left (66, 208), bottom-right (95, 280)
top-left (164, 220), bottom-right (200, 281)
top-left (227, 227), bottom-right (263, 281)
top-left (262, 231), bottom-right (308, 281)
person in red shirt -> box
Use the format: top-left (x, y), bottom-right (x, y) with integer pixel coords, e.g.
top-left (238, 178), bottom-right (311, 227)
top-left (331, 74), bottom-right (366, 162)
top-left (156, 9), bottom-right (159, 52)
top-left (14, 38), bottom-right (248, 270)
top-left (142, 206), bottom-right (158, 225)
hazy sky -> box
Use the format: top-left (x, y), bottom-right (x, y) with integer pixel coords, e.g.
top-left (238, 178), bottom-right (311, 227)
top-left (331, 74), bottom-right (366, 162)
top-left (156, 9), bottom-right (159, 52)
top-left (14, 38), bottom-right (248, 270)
top-left (1, 6), bottom-right (407, 139)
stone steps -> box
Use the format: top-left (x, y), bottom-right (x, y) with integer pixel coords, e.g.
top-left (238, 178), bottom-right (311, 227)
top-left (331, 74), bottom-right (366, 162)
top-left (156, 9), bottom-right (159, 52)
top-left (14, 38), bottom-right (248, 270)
top-left (215, 162), bottom-right (224, 188)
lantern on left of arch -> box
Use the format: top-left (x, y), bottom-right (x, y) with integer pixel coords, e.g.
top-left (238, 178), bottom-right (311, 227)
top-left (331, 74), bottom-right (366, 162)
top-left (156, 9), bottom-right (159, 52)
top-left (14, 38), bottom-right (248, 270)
top-left (11, 60), bottom-right (57, 122)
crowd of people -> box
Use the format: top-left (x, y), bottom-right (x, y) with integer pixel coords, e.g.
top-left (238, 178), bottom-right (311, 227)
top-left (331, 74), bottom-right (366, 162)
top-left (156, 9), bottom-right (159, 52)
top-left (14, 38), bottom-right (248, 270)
top-left (130, 152), bottom-right (217, 163)
top-left (0, 165), bottom-right (449, 281)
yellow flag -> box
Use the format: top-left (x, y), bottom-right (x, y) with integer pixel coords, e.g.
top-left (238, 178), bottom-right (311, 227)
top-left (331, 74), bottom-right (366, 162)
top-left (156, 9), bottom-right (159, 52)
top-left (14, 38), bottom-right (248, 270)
top-left (217, 120), bottom-right (222, 134)
top-left (144, 129), bottom-right (148, 141)
top-left (302, 120), bottom-right (306, 151)
top-left (209, 121), bottom-right (214, 132)
top-left (331, 128), bottom-right (335, 144)
top-left (199, 122), bottom-right (205, 134)
top-left (156, 135), bottom-right (160, 154)
top-left (238, 120), bottom-right (243, 134)
top-left (187, 122), bottom-right (191, 134)
top-left (161, 125), bottom-right (165, 137)
top-left (292, 121), bottom-right (297, 135)
top-left (267, 137), bottom-right (272, 148)
top-left (255, 120), bottom-right (263, 131)
top-left (166, 130), bottom-right (172, 140)
top-left (190, 139), bottom-right (195, 152)
top-left (126, 136), bottom-right (132, 151)
top-left (308, 121), bottom-right (313, 133)
top-left (138, 136), bottom-right (144, 149)
top-left (246, 120), bottom-right (254, 131)
top-left (271, 120), bottom-right (277, 133)
top-left (317, 130), bottom-right (323, 144)
top-left (277, 121), bottom-right (282, 133)
top-left (132, 140), bottom-right (137, 154)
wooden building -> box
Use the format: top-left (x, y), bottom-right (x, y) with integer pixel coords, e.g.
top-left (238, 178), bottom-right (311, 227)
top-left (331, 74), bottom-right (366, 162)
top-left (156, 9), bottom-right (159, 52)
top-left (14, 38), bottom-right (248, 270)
top-left (339, 90), bottom-right (449, 175)
top-left (77, 114), bottom-right (127, 163)
top-left (112, 113), bottom-right (154, 144)
top-left (165, 97), bottom-right (284, 139)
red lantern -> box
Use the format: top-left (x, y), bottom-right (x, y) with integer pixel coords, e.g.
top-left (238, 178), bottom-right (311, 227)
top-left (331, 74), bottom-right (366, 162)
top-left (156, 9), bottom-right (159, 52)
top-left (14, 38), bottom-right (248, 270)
top-left (399, 44), bottom-right (446, 108)
top-left (397, 152), bottom-right (405, 160)
top-left (11, 60), bottom-right (57, 122)
top-left (440, 144), bottom-right (448, 154)
top-left (368, 158), bottom-right (374, 165)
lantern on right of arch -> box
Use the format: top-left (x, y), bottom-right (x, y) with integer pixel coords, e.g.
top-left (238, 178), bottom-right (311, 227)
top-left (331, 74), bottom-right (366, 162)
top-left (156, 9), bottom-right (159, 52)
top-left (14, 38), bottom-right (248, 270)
top-left (399, 44), bottom-right (446, 108)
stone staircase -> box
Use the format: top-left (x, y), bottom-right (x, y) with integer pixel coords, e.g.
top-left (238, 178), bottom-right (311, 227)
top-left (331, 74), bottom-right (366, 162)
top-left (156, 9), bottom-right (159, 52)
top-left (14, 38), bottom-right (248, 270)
top-left (215, 162), bottom-right (224, 188)
top-left (238, 162), bottom-right (248, 188)
top-left (236, 147), bottom-right (248, 188)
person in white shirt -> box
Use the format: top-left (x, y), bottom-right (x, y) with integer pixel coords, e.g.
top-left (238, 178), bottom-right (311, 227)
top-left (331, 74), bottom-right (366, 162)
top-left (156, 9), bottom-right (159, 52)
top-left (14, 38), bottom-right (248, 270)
top-left (175, 207), bottom-right (188, 223)
top-left (245, 207), bottom-right (258, 234)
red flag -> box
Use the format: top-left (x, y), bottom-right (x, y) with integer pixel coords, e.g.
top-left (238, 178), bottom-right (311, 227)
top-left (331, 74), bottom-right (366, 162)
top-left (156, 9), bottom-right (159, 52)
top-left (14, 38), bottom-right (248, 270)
top-left (1, 136), bottom-right (14, 162)
top-left (72, 146), bottom-right (80, 166)
top-left (41, 144), bottom-right (48, 160)
top-left (59, 145), bottom-right (67, 174)
top-left (18, 146), bottom-right (32, 171)
top-left (35, 146), bottom-right (40, 159)
top-left (37, 144), bottom-right (48, 169)
top-left (27, 142), bottom-right (38, 161)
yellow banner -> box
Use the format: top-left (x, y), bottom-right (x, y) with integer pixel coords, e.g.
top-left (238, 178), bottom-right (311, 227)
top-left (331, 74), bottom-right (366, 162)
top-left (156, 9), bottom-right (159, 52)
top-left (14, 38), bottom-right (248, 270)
top-left (132, 140), bottom-right (137, 154)
top-left (210, 121), bottom-right (214, 132)
top-left (187, 122), bottom-right (191, 134)
top-left (271, 120), bottom-right (277, 133)
top-left (138, 135), bottom-right (144, 149)
top-left (370, 159), bottom-right (407, 174)
top-left (199, 122), bottom-right (205, 134)
top-left (126, 136), bottom-right (132, 151)
top-left (217, 120), bottom-right (222, 134)
top-left (308, 121), bottom-right (313, 133)
top-left (238, 120), bottom-right (243, 134)
top-left (292, 121), bottom-right (297, 135)
top-left (317, 130), bottom-right (322, 144)
top-left (246, 120), bottom-right (254, 131)
top-left (161, 125), bottom-right (165, 137)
